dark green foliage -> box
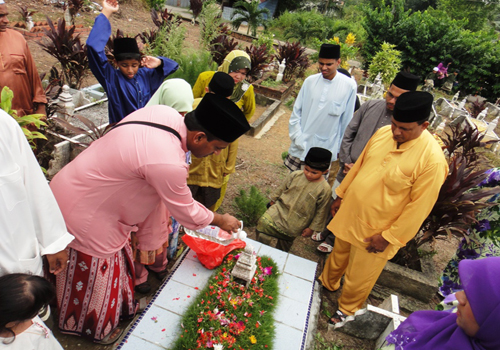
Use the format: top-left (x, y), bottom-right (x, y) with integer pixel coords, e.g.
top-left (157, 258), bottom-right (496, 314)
top-left (233, 186), bottom-right (268, 227)
top-left (438, 0), bottom-right (499, 32)
top-left (245, 44), bottom-right (270, 83)
top-left (146, 0), bottom-right (164, 11)
top-left (361, 0), bottom-right (500, 101)
top-left (276, 0), bottom-right (302, 16)
top-left (38, 17), bottom-right (88, 89)
top-left (404, 0), bottom-right (437, 12)
top-left (269, 10), bottom-right (353, 46)
top-left (274, 41), bottom-right (310, 82)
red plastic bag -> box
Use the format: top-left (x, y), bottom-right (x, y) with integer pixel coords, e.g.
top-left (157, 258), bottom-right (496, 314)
top-left (182, 234), bottom-right (246, 269)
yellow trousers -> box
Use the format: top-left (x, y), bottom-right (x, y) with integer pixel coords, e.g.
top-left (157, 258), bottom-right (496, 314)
top-left (212, 175), bottom-right (230, 212)
top-left (319, 237), bottom-right (387, 315)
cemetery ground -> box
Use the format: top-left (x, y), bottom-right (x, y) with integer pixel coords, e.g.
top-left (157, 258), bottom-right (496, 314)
top-left (16, 1), bottom-right (478, 349)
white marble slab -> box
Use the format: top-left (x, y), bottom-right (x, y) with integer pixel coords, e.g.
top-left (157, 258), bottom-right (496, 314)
top-left (117, 238), bottom-right (318, 350)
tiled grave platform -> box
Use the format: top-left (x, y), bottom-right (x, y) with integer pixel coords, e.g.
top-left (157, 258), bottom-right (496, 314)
top-left (117, 238), bottom-right (319, 350)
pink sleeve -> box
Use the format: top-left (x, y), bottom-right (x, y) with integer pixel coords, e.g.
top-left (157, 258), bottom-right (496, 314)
top-left (142, 163), bottom-right (214, 230)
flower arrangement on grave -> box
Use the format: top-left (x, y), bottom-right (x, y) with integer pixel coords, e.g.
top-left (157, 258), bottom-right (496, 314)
top-left (171, 252), bottom-right (279, 350)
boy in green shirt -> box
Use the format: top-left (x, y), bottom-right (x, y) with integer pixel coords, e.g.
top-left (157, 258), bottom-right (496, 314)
top-left (256, 147), bottom-right (332, 252)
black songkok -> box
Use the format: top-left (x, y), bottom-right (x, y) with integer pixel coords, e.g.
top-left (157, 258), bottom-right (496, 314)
top-left (209, 72), bottom-right (235, 98)
top-left (305, 147), bottom-right (332, 171)
top-left (393, 91), bottom-right (433, 123)
top-left (194, 94), bottom-right (250, 143)
top-left (391, 72), bottom-right (421, 91)
top-left (319, 44), bottom-right (340, 59)
top-left (113, 37), bottom-right (141, 61)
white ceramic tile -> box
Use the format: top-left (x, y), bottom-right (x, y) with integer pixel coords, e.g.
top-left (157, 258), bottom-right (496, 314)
top-left (257, 244), bottom-right (288, 272)
top-left (153, 280), bottom-right (201, 315)
top-left (170, 256), bottom-right (213, 288)
top-left (183, 248), bottom-right (198, 262)
top-left (119, 334), bottom-right (167, 350)
top-left (284, 254), bottom-right (317, 282)
top-left (273, 322), bottom-right (305, 350)
top-left (129, 305), bottom-right (183, 348)
top-left (273, 294), bottom-right (308, 331)
top-left (278, 273), bottom-right (314, 303)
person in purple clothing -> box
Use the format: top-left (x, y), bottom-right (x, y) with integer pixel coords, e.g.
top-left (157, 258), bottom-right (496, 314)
top-left (382, 257), bottom-right (500, 350)
top-left (86, 0), bottom-right (178, 124)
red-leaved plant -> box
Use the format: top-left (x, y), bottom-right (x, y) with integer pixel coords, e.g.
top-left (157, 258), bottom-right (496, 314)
top-left (274, 41), bottom-right (310, 82)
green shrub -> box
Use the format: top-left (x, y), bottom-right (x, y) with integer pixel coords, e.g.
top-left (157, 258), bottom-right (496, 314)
top-left (233, 186), bottom-right (268, 227)
top-left (167, 50), bottom-right (217, 87)
top-left (361, 0), bottom-right (500, 100)
top-left (0, 87), bottom-right (47, 150)
top-left (144, 15), bottom-right (186, 62)
top-left (199, 0), bottom-right (224, 50)
top-left (268, 10), bottom-right (359, 47)
top-left (367, 42), bottom-right (402, 86)
top-left (252, 32), bottom-right (276, 56)
top-left (146, 0), bottom-right (164, 10)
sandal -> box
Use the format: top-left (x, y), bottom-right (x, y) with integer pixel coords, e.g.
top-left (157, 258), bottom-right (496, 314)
top-left (317, 242), bottom-right (333, 253)
top-left (310, 232), bottom-right (325, 242)
top-left (327, 309), bottom-right (354, 328)
top-left (95, 327), bottom-right (124, 345)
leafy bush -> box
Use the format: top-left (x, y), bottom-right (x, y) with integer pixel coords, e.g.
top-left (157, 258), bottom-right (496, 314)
top-left (274, 41), bottom-right (310, 82)
top-left (361, 0), bottom-right (500, 100)
top-left (268, 10), bottom-right (356, 46)
top-left (0, 87), bottom-right (47, 150)
top-left (144, 16), bottom-right (186, 61)
top-left (38, 17), bottom-right (88, 89)
top-left (233, 186), bottom-right (268, 227)
top-left (245, 44), bottom-right (271, 83)
top-left (199, 0), bottom-right (224, 50)
top-left (252, 32), bottom-right (275, 56)
top-left (167, 51), bottom-right (217, 87)
top-left (367, 42), bottom-right (402, 86)
top-left (145, 0), bottom-right (164, 10)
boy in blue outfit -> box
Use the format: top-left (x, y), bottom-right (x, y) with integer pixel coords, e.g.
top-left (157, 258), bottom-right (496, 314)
top-left (256, 147), bottom-right (333, 252)
top-left (87, 0), bottom-right (178, 123)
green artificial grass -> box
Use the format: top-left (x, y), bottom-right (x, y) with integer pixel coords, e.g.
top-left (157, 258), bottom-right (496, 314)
top-left (171, 252), bottom-right (279, 350)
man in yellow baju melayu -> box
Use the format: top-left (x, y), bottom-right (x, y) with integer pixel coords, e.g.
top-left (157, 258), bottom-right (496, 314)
top-left (319, 91), bottom-right (449, 326)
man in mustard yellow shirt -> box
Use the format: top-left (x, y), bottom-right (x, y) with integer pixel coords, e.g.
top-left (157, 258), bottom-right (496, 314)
top-left (319, 91), bottom-right (448, 326)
